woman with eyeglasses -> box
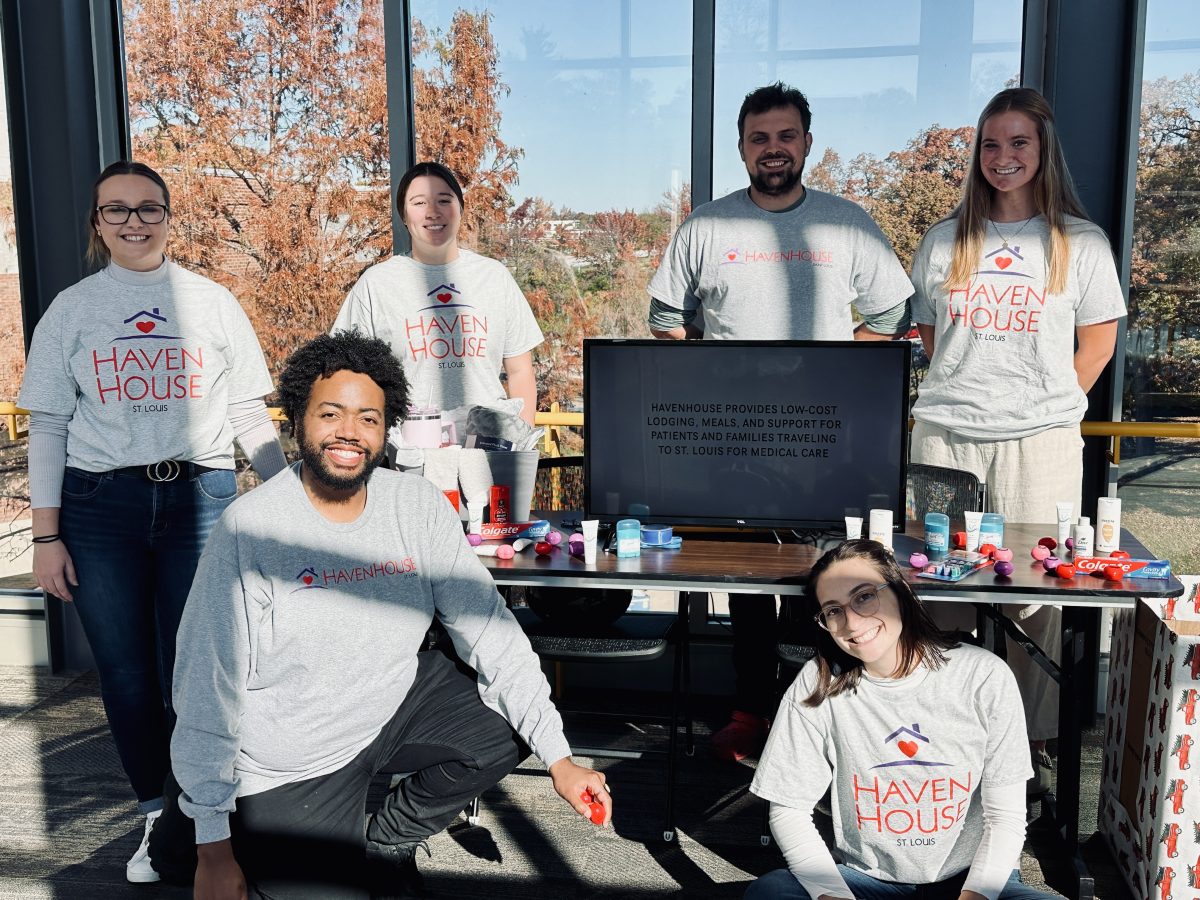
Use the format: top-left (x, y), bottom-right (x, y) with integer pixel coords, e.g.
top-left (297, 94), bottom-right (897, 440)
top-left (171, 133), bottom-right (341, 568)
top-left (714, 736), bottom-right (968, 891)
top-left (745, 540), bottom-right (1056, 900)
top-left (18, 160), bottom-right (286, 884)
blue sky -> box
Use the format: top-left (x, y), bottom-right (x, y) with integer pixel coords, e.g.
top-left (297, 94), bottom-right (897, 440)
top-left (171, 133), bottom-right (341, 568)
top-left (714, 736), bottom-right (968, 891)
top-left (413, 0), bottom-right (1200, 214)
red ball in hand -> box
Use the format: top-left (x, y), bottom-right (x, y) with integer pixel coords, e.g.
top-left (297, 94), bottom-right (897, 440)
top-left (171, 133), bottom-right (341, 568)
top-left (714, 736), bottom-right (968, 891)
top-left (580, 789), bottom-right (605, 825)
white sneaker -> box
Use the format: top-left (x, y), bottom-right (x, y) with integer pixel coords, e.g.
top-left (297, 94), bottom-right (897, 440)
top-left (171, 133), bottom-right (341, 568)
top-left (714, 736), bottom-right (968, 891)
top-left (126, 809), bottom-right (162, 883)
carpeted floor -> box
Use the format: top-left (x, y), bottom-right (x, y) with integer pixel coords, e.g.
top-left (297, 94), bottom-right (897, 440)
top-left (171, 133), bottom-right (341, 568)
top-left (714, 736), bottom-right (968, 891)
top-left (0, 667), bottom-right (1133, 899)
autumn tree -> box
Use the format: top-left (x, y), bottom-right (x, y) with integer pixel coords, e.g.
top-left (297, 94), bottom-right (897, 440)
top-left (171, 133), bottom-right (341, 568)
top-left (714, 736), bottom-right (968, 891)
top-left (812, 126), bottom-right (973, 269)
top-left (125, 2), bottom-right (518, 382)
top-left (125, 0), bottom-right (393, 376)
top-left (411, 10), bottom-right (522, 238)
top-left (1127, 73), bottom-right (1200, 398)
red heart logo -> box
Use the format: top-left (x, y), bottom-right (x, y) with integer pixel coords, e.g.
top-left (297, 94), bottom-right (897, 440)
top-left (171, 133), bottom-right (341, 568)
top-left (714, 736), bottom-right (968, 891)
top-left (302, 575), bottom-right (313, 585)
top-left (995, 257), bottom-right (1012, 270)
top-left (727, 252), bottom-right (737, 261)
top-left (436, 292), bottom-right (452, 303)
top-left (136, 321), bottom-right (155, 333)
top-left (898, 740), bottom-right (918, 758)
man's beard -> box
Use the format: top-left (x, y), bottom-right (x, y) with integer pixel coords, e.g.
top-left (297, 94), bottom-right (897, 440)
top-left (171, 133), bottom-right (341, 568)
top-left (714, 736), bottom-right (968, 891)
top-left (297, 424), bottom-right (386, 493)
top-left (749, 155), bottom-right (803, 197)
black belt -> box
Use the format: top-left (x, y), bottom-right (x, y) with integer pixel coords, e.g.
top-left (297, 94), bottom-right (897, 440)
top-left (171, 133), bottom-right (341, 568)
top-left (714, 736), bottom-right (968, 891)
top-left (109, 461), bottom-right (224, 482)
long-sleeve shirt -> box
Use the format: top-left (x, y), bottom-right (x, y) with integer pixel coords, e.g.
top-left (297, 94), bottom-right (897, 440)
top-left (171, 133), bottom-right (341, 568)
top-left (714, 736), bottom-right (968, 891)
top-left (751, 644), bottom-right (1032, 898)
top-left (171, 463), bottom-right (571, 844)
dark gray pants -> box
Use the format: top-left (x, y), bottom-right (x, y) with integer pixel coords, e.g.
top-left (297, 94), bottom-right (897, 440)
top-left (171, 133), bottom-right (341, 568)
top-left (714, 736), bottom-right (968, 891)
top-left (150, 650), bottom-right (523, 898)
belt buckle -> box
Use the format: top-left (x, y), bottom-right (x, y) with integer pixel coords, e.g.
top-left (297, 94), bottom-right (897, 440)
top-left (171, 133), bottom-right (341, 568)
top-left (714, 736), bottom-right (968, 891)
top-left (146, 460), bottom-right (182, 482)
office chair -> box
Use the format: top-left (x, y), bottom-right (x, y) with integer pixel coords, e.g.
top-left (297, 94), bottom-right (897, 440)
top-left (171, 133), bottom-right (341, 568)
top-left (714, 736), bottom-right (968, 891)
top-left (906, 462), bottom-right (988, 522)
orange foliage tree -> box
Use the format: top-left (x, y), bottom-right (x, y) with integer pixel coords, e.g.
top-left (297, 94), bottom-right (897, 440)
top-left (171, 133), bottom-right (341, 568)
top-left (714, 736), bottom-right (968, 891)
top-left (125, 0), bottom-right (394, 377)
top-left (411, 10), bottom-right (522, 239)
top-left (811, 125), bottom-right (974, 269)
top-left (125, 2), bottom-right (516, 381)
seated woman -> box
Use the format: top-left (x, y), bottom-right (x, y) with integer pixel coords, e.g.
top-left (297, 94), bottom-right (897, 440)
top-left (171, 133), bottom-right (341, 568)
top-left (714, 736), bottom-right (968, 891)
top-left (747, 540), bottom-right (1056, 900)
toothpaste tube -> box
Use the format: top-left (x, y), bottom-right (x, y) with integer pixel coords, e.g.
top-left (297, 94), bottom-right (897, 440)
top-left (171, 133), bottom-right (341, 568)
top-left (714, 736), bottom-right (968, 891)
top-left (1072, 556), bottom-right (1172, 579)
top-left (476, 520), bottom-right (551, 540)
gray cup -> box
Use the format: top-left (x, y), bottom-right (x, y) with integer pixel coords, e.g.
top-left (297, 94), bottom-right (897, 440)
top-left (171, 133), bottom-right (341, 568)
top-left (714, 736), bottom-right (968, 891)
top-left (485, 450), bottom-right (540, 523)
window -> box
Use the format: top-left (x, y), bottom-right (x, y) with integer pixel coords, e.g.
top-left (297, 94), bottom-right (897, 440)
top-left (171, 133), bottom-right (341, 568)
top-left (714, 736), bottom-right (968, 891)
top-left (1122, 0), bottom-right (1200, 573)
top-left (713, 0), bottom-right (1023, 270)
top-left (0, 38), bottom-right (23, 409)
top-left (410, 1), bottom-right (692, 407)
top-left (121, 0), bottom-right (391, 378)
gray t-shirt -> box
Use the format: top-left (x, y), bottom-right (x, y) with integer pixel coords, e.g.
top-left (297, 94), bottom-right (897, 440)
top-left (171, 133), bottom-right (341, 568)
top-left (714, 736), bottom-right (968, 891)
top-left (171, 463), bottom-right (571, 844)
top-left (333, 249), bottom-right (543, 412)
top-left (910, 215), bottom-right (1126, 440)
top-left (18, 260), bottom-right (274, 471)
top-left (647, 187), bottom-right (914, 340)
top-left (751, 644), bottom-right (1031, 886)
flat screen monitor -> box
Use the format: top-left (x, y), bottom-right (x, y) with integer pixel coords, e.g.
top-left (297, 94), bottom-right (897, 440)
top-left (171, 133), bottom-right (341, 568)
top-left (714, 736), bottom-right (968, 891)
top-left (583, 339), bottom-right (910, 531)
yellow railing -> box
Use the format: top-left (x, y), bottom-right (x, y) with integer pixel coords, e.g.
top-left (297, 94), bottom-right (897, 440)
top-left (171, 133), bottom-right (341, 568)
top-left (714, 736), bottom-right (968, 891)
top-left (2, 400), bottom-right (1194, 465)
top-left (0, 402), bottom-right (26, 441)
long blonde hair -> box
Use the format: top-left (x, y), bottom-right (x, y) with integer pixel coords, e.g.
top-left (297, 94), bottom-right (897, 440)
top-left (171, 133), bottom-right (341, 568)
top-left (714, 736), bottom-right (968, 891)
top-left (946, 88), bottom-right (1087, 295)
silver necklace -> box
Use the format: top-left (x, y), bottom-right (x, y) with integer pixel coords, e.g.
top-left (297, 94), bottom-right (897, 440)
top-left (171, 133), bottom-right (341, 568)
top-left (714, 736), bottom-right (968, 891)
top-left (991, 214), bottom-right (1037, 250)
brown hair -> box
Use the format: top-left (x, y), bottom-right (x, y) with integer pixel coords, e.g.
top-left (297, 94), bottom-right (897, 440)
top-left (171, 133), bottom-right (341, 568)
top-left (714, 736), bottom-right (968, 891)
top-left (802, 539), bottom-right (957, 707)
top-left (87, 161), bottom-right (171, 267)
top-left (944, 87), bottom-right (1088, 295)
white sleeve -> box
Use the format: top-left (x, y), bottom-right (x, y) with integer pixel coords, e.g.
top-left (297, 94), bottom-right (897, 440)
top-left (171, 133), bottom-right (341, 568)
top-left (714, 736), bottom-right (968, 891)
top-left (769, 803), bottom-right (855, 900)
top-left (27, 411), bottom-right (69, 509)
top-left (171, 538), bottom-right (248, 844)
top-left (909, 230), bottom-right (939, 326)
top-left (332, 277), bottom-right (373, 335)
top-left (227, 397), bottom-right (287, 481)
top-left (960, 780), bottom-right (1026, 899)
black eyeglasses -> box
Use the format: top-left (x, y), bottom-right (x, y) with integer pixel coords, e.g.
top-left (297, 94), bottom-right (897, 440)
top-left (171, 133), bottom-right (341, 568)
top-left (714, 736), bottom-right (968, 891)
top-left (96, 204), bottom-right (169, 225)
top-left (814, 583), bottom-right (889, 632)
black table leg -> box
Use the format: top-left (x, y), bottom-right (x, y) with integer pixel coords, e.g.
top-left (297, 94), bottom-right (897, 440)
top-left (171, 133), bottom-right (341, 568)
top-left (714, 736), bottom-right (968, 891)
top-left (973, 602), bottom-right (1098, 900)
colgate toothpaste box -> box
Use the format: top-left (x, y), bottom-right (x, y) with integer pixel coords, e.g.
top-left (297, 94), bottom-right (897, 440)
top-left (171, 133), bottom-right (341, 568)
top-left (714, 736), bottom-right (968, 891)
top-left (476, 520), bottom-right (550, 540)
top-left (1099, 588), bottom-right (1200, 900)
top-left (1074, 557), bottom-right (1173, 579)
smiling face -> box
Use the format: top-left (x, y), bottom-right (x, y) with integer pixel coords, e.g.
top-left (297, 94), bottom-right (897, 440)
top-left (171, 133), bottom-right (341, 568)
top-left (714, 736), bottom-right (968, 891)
top-left (402, 174), bottom-right (463, 264)
top-left (94, 173), bottom-right (170, 271)
top-left (815, 556), bottom-right (904, 678)
top-left (297, 369), bottom-right (388, 499)
top-left (739, 105), bottom-right (812, 209)
top-left (979, 110), bottom-right (1041, 206)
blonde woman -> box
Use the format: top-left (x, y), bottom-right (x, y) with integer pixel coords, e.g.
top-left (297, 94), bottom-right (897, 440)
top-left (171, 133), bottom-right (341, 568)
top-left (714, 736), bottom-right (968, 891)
top-left (908, 88), bottom-right (1125, 780)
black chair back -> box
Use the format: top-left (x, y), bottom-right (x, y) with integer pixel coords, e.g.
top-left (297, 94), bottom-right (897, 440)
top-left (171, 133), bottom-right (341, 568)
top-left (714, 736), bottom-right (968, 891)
top-left (906, 462), bottom-right (987, 523)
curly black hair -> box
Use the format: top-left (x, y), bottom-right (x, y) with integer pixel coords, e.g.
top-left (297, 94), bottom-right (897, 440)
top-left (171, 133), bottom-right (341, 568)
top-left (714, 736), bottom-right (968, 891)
top-left (276, 331), bottom-right (409, 428)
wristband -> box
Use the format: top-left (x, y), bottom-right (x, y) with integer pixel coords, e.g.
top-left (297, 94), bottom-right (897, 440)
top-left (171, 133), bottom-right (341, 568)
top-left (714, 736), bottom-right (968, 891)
top-left (31, 534), bottom-right (62, 544)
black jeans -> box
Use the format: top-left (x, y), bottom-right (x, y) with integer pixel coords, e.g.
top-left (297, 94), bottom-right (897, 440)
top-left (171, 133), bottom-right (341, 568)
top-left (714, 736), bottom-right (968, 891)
top-left (151, 650), bottom-right (523, 899)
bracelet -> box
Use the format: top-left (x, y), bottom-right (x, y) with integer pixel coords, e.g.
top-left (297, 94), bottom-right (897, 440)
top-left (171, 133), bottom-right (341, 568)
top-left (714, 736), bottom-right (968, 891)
top-left (31, 534), bottom-right (61, 544)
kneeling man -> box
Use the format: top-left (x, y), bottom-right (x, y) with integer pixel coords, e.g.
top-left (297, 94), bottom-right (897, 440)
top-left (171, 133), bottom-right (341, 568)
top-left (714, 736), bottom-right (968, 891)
top-left (152, 331), bottom-right (609, 899)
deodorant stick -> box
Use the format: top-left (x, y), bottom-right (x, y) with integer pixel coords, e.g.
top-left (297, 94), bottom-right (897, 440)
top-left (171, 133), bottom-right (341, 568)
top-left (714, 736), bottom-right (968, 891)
top-left (868, 508), bottom-right (894, 551)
